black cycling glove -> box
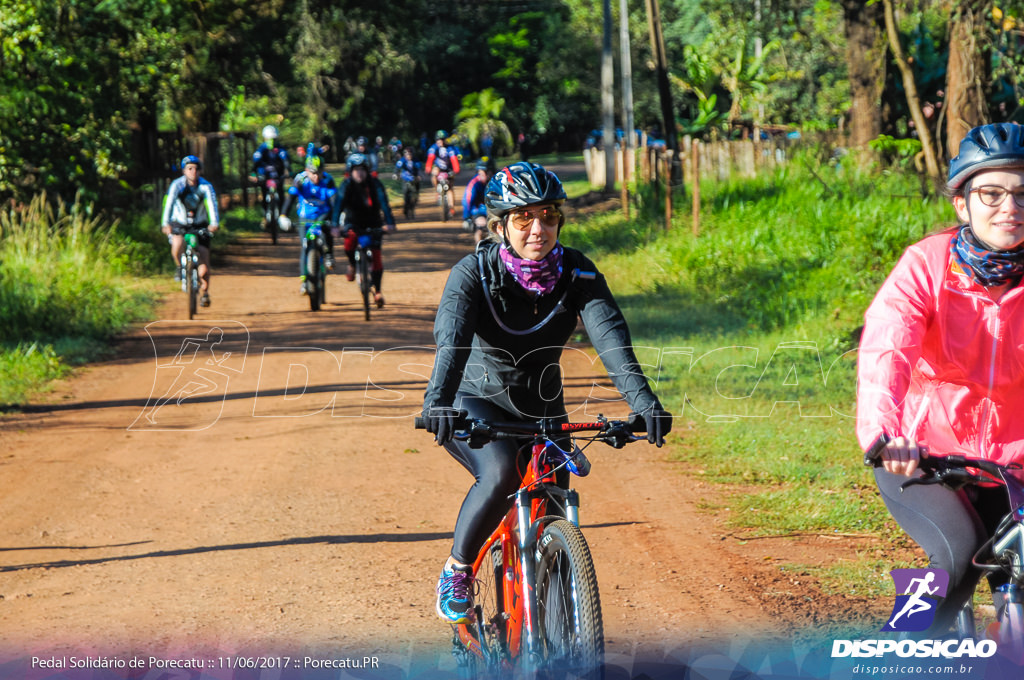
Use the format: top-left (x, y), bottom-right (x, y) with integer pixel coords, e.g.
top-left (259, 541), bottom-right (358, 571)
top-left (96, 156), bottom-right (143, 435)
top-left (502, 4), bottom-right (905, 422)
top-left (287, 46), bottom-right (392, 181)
top-left (423, 406), bottom-right (462, 445)
top-left (629, 405), bottom-right (673, 447)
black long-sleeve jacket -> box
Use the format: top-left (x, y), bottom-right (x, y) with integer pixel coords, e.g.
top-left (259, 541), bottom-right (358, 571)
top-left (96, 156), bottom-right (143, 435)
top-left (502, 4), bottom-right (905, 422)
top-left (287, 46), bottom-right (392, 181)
top-left (423, 241), bottom-right (662, 419)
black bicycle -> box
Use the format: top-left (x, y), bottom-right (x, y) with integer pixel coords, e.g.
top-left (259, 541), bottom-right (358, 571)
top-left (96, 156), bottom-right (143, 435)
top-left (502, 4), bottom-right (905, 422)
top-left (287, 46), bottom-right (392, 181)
top-left (262, 175), bottom-right (282, 244)
top-left (353, 231), bottom-right (374, 321)
top-left (300, 221), bottom-right (328, 312)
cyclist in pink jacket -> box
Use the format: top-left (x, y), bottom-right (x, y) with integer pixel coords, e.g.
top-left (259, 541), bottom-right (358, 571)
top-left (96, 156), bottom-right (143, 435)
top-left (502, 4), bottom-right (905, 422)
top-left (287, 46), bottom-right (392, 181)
top-left (857, 122), bottom-right (1024, 634)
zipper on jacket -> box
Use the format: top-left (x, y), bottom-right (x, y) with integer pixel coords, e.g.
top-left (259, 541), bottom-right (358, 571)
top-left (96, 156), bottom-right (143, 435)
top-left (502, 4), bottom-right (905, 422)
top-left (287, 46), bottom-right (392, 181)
top-left (980, 308), bottom-right (1000, 458)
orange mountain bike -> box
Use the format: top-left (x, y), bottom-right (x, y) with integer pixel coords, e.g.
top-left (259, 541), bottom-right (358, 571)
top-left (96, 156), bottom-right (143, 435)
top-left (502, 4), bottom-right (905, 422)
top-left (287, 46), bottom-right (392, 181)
top-left (417, 414), bottom-right (643, 679)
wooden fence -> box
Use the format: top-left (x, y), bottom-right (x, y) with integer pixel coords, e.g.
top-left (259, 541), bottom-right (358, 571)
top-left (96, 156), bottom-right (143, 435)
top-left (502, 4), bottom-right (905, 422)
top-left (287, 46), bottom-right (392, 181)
top-left (583, 135), bottom-right (801, 188)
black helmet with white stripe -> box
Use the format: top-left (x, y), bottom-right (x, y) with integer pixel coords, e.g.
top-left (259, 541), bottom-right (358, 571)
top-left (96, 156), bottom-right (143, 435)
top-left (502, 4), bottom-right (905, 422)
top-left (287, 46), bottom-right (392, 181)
top-left (485, 162), bottom-right (566, 218)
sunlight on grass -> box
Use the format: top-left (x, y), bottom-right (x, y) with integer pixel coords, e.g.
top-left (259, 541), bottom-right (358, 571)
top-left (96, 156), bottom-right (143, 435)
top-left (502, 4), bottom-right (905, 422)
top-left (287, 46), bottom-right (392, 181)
top-left (564, 147), bottom-right (956, 595)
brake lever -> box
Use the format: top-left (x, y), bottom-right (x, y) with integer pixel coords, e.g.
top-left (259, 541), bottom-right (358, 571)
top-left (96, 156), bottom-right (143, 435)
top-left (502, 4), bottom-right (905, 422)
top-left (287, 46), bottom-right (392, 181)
top-left (900, 469), bottom-right (976, 492)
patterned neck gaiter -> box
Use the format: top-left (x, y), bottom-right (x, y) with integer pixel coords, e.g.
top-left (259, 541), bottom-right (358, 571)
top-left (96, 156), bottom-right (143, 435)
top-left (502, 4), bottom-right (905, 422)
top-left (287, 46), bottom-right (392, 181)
top-left (950, 224), bottom-right (1024, 288)
top-left (498, 243), bottom-right (564, 295)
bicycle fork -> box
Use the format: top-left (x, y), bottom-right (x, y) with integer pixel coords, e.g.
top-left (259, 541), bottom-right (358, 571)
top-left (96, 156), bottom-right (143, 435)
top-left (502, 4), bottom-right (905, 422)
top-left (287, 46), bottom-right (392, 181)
top-left (516, 484), bottom-right (582, 672)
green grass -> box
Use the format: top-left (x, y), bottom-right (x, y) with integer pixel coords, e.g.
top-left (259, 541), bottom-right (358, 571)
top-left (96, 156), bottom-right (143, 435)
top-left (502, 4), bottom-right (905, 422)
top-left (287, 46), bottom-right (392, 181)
top-left (562, 146), bottom-right (956, 594)
top-left (0, 194), bottom-right (163, 406)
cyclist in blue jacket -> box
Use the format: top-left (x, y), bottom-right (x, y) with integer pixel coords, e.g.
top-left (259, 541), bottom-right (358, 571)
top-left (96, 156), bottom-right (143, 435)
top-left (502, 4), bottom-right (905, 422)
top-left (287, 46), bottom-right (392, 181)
top-left (461, 160), bottom-right (490, 242)
top-left (281, 154), bottom-right (337, 294)
top-left (251, 125), bottom-right (290, 222)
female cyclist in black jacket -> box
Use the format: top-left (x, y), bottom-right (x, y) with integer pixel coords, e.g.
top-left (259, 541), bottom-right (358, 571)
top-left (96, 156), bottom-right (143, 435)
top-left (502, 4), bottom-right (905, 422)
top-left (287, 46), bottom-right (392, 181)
top-left (422, 161), bottom-right (673, 623)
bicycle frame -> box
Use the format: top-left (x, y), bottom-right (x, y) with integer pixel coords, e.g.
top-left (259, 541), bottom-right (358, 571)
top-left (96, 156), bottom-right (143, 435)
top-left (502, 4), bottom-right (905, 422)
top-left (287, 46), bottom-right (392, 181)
top-left (450, 419), bottom-right (623, 677)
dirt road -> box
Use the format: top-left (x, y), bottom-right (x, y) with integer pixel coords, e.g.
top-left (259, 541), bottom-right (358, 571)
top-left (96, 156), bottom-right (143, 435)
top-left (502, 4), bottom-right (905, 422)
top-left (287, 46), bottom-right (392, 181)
top-left (0, 168), bottom-right (892, 677)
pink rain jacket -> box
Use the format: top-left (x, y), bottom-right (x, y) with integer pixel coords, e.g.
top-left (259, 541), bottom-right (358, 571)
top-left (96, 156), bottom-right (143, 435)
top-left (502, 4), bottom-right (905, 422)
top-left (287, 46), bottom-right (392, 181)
top-left (857, 227), bottom-right (1024, 465)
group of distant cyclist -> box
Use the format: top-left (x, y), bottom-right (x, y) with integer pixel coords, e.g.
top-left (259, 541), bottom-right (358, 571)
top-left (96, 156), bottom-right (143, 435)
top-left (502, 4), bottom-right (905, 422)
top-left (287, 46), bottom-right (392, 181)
top-left (161, 126), bottom-right (495, 309)
top-left (161, 114), bottom-right (1024, 642)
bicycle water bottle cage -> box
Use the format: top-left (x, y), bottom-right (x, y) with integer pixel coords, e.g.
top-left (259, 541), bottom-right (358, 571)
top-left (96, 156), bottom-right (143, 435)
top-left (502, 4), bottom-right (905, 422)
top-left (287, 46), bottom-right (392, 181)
top-left (358, 234), bottom-right (372, 248)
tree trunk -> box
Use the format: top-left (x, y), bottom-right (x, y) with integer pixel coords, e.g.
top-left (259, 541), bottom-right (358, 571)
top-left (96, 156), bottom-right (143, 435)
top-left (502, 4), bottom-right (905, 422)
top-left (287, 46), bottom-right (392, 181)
top-left (882, 0), bottom-right (943, 187)
top-left (945, 1), bottom-right (989, 159)
top-left (842, 0), bottom-right (885, 152)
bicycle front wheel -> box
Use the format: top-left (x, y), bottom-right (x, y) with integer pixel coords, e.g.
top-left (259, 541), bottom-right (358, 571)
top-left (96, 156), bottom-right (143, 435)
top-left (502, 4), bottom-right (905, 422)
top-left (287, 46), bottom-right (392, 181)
top-left (306, 248), bottom-right (321, 312)
top-left (357, 253), bottom-right (371, 321)
top-left (185, 253), bottom-right (198, 320)
top-left (267, 199), bottom-right (279, 244)
top-left (534, 519), bottom-right (604, 678)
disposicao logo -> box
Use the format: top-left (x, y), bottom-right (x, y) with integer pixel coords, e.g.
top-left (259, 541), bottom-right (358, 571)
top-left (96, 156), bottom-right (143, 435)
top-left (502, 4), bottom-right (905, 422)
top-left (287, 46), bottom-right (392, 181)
top-left (830, 567), bottom-right (997, 659)
top-left (881, 568), bottom-right (949, 633)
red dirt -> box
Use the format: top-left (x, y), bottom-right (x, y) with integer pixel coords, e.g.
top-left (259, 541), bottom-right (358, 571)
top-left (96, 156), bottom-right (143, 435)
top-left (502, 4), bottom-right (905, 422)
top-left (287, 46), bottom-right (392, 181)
top-left (0, 164), bottom-right (908, 677)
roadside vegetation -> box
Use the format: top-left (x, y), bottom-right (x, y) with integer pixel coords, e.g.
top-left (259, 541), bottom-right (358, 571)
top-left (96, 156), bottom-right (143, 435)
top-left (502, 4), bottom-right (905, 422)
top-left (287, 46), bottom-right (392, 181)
top-left (561, 146), bottom-right (956, 597)
top-left (0, 195), bottom-right (248, 407)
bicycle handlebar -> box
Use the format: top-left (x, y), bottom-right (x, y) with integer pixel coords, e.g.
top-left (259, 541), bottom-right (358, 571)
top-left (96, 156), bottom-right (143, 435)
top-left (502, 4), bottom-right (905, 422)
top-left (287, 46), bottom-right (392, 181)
top-left (170, 225), bottom-right (212, 237)
top-left (413, 414), bottom-right (643, 448)
top-left (864, 432), bottom-right (1012, 488)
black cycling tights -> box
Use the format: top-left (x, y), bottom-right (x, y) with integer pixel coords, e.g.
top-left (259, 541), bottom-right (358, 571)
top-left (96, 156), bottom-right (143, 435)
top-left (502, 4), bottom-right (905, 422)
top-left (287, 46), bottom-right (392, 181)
top-left (874, 467), bottom-right (1009, 633)
top-left (444, 395), bottom-right (567, 565)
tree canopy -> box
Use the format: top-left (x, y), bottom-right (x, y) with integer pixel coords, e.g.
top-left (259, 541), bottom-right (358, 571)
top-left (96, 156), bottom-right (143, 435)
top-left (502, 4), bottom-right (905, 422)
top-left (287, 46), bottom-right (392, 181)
top-left (3, 0), bottom-right (1024, 205)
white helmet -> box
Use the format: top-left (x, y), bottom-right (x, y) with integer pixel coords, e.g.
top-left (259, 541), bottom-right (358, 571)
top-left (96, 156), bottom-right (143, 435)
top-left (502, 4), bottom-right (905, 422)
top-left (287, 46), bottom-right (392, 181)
top-left (262, 125), bottom-right (279, 141)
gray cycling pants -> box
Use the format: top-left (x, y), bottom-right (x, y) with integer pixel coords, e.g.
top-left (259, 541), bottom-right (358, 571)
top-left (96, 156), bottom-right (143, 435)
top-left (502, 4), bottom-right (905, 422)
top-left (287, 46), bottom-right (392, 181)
top-left (874, 467), bottom-right (1009, 633)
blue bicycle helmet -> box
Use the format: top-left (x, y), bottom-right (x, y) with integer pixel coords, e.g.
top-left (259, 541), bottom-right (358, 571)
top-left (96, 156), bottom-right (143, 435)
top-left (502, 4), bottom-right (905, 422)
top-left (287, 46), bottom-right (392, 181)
top-left (347, 153), bottom-right (369, 171)
top-left (947, 123), bottom-right (1024, 192)
top-left (181, 155), bottom-right (202, 170)
top-left (485, 162), bottom-right (566, 217)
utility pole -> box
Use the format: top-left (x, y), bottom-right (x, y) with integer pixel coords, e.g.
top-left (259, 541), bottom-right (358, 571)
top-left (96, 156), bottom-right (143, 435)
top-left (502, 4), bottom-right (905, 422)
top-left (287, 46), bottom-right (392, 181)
top-left (620, 0), bottom-right (635, 181)
top-left (602, 0), bottom-right (616, 193)
top-left (644, 0), bottom-right (681, 184)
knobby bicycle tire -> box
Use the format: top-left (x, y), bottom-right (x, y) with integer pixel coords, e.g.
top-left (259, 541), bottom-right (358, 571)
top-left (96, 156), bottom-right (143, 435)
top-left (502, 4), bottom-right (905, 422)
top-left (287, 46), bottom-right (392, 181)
top-left (441, 190), bottom-right (450, 222)
top-left (267, 199), bottom-right (279, 244)
top-left (534, 519), bottom-right (604, 679)
top-left (185, 252), bottom-right (198, 320)
top-left (357, 252), bottom-right (371, 321)
top-left (404, 187), bottom-right (417, 220)
top-left (306, 248), bottom-right (321, 312)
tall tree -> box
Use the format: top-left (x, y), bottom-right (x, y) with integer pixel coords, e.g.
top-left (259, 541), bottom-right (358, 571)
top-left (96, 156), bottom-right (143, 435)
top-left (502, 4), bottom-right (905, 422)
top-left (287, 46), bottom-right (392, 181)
top-left (945, 1), bottom-right (990, 158)
top-left (842, 0), bottom-right (887, 151)
top-left (882, 0), bottom-right (942, 185)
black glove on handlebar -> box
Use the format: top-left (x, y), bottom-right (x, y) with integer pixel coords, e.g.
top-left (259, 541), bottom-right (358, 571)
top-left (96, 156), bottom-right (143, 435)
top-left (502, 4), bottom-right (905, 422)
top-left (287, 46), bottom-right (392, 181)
top-left (629, 406), bottom-right (673, 447)
top-left (423, 406), bottom-right (461, 445)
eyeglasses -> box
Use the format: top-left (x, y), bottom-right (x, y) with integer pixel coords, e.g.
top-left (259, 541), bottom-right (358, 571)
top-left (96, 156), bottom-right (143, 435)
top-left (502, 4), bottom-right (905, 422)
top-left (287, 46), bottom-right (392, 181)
top-left (506, 206), bottom-right (562, 230)
top-left (971, 185), bottom-right (1024, 208)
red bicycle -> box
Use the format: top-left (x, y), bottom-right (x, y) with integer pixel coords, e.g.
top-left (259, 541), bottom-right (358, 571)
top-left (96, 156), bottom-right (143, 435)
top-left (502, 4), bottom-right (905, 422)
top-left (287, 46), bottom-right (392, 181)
top-left (417, 414), bottom-right (642, 678)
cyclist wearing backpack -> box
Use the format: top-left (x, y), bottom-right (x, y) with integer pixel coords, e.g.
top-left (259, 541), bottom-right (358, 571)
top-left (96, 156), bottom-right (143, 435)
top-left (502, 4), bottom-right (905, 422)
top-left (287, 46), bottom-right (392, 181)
top-left (331, 153), bottom-right (397, 308)
top-left (161, 155), bottom-right (220, 307)
top-left (421, 161), bottom-right (673, 624)
top-left (857, 122), bottom-right (1024, 633)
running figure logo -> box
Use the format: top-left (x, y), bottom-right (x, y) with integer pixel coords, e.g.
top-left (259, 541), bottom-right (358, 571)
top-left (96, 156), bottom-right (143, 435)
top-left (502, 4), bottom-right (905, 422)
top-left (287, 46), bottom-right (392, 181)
top-left (881, 568), bottom-right (949, 632)
top-left (129, 320), bottom-right (249, 431)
